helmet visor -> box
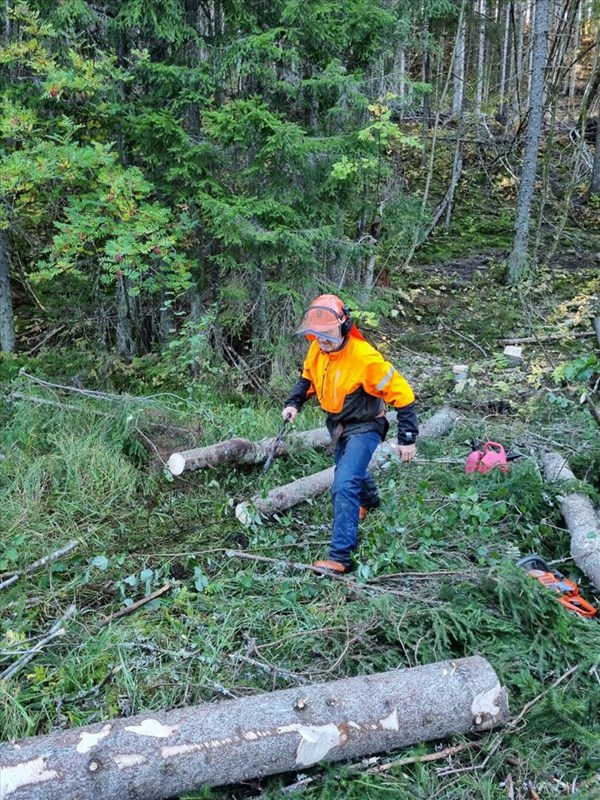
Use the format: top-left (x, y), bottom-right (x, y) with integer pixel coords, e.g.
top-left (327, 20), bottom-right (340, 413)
top-left (294, 306), bottom-right (343, 343)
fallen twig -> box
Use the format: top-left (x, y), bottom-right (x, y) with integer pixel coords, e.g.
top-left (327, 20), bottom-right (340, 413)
top-left (500, 331), bottom-right (595, 344)
top-left (282, 742), bottom-right (479, 792)
top-left (226, 550), bottom-right (424, 601)
top-left (231, 654), bottom-right (311, 685)
top-left (25, 325), bottom-right (66, 356)
top-left (0, 605), bottom-right (76, 682)
top-left (0, 540), bottom-right (79, 590)
top-left (440, 323), bottom-right (489, 357)
top-left (97, 583), bottom-right (173, 627)
top-left (8, 392), bottom-right (108, 416)
top-left (135, 427), bottom-right (168, 465)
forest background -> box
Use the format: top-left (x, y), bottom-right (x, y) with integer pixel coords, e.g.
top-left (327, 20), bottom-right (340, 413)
top-left (1, 1), bottom-right (600, 799)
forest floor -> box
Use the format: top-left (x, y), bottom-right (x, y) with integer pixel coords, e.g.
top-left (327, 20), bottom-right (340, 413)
top-left (1, 259), bottom-right (600, 800)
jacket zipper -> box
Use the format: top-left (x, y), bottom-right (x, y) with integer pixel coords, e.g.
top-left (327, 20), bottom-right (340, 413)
top-left (320, 359), bottom-right (330, 405)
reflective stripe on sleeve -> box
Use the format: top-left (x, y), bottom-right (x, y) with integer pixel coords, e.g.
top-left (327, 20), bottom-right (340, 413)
top-left (376, 367), bottom-right (394, 392)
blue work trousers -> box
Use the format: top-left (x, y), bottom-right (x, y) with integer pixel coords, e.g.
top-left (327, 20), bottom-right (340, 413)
top-left (329, 430), bottom-right (382, 567)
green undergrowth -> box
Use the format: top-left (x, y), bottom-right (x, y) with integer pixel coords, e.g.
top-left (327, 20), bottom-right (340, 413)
top-left (1, 267), bottom-right (599, 798)
top-left (1, 380), bottom-right (599, 799)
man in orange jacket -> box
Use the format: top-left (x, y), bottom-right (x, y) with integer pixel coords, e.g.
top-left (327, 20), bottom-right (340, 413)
top-left (283, 294), bottom-right (418, 574)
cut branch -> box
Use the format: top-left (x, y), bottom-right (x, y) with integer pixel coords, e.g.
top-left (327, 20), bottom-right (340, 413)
top-left (97, 584), bottom-right (173, 628)
top-left (0, 655), bottom-right (508, 800)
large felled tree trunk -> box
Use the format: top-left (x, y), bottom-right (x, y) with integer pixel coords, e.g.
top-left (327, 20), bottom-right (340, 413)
top-left (236, 408), bottom-right (459, 523)
top-left (0, 229), bottom-right (16, 352)
top-left (542, 452), bottom-right (600, 591)
top-left (168, 426), bottom-right (332, 475)
top-left (0, 655), bottom-right (508, 800)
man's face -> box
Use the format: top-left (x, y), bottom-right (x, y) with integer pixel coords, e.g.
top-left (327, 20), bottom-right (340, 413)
top-left (317, 337), bottom-right (338, 352)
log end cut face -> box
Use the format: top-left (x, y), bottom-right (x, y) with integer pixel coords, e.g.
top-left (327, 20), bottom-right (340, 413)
top-left (167, 453), bottom-right (186, 476)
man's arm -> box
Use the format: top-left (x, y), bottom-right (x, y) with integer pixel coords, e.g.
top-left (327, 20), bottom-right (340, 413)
top-left (282, 377), bottom-right (313, 421)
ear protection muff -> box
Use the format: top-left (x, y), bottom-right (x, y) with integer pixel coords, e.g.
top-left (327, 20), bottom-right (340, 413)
top-left (340, 305), bottom-right (353, 337)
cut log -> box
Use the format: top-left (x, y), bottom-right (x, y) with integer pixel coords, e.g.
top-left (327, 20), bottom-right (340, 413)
top-left (168, 427), bottom-right (332, 475)
top-left (0, 655), bottom-right (508, 800)
top-left (542, 452), bottom-right (600, 592)
top-left (236, 407), bottom-right (459, 524)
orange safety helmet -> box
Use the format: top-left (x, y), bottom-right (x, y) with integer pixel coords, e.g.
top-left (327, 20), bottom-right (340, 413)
top-left (294, 294), bottom-right (353, 343)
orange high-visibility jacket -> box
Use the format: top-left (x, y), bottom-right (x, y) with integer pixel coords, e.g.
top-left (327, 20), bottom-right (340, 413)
top-left (285, 336), bottom-right (418, 444)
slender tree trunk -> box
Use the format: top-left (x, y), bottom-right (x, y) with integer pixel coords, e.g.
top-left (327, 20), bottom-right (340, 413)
top-left (507, 0), bottom-right (550, 285)
top-left (3, 0), bottom-right (9, 45)
top-left (0, 229), bottom-right (16, 353)
top-left (499, 2), bottom-right (511, 122)
top-left (116, 274), bottom-right (137, 358)
top-left (592, 114), bottom-right (600, 194)
top-left (514, 1), bottom-right (526, 119)
top-left (444, 120), bottom-right (465, 228)
top-left (568, 3), bottom-right (581, 105)
top-left (475, 0), bottom-right (487, 116)
top-left (394, 46), bottom-right (406, 110)
top-left (420, 21), bottom-right (431, 166)
top-left (452, 8), bottom-right (467, 116)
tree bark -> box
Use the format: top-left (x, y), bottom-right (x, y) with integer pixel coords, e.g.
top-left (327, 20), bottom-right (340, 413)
top-left (0, 229), bottom-right (16, 352)
top-left (0, 655), bottom-right (508, 800)
top-left (542, 452), bottom-right (600, 591)
top-left (236, 408), bottom-right (459, 523)
top-left (591, 113), bottom-right (600, 195)
top-left (507, 0), bottom-right (550, 284)
top-left (116, 274), bottom-right (138, 359)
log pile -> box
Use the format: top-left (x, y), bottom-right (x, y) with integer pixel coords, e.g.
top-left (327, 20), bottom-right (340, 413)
top-left (0, 655), bottom-right (507, 800)
top-left (236, 407), bottom-right (459, 524)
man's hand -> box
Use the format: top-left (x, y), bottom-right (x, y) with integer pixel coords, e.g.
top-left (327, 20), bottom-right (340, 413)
top-left (282, 406), bottom-right (298, 423)
top-left (391, 442), bottom-right (416, 462)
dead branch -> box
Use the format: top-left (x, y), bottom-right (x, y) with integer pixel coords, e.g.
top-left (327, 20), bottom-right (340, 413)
top-left (500, 331), bottom-right (595, 344)
top-left (97, 583), bottom-right (173, 628)
top-left (0, 540), bottom-right (79, 590)
top-left (0, 605), bottom-right (76, 682)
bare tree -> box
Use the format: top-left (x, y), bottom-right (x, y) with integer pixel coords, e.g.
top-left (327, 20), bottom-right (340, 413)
top-left (507, 0), bottom-right (551, 284)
